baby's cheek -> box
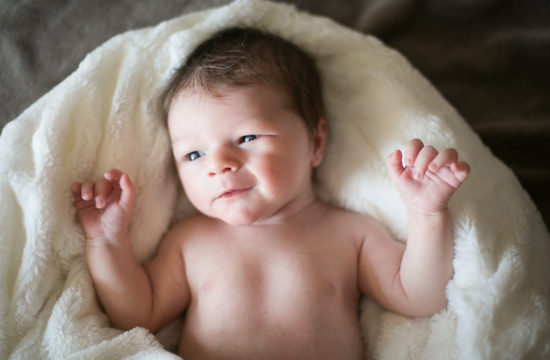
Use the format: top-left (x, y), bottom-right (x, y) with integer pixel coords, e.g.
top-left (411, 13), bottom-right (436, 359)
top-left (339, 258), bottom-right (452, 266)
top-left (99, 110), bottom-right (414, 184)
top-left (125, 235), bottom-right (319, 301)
top-left (254, 157), bottom-right (286, 187)
top-left (181, 178), bottom-right (206, 208)
top-left (266, 159), bottom-right (306, 195)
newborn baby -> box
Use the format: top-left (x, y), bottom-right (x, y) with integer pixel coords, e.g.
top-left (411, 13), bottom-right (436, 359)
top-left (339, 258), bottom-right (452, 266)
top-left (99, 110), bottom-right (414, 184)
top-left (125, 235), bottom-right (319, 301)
top-left (71, 28), bottom-right (469, 359)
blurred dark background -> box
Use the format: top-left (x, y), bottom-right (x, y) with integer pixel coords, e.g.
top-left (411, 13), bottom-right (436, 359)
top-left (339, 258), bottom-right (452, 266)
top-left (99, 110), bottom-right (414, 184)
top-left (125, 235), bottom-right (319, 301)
top-left (1, 0), bottom-right (548, 227)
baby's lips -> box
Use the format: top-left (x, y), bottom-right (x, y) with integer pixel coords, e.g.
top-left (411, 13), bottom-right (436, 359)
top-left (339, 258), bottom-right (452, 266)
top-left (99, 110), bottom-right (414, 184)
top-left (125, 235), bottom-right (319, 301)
top-left (215, 187), bottom-right (253, 200)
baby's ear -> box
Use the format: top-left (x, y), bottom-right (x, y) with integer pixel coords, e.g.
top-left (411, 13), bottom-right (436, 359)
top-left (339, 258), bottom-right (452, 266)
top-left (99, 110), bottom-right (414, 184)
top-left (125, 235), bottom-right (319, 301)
top-left (311, 118), bottom-right (328, 168)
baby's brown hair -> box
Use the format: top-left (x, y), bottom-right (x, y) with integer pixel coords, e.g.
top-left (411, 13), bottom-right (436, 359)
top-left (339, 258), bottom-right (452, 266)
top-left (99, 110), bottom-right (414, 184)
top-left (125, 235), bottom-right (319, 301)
top-left (162, 27), bottom-right (325, 138)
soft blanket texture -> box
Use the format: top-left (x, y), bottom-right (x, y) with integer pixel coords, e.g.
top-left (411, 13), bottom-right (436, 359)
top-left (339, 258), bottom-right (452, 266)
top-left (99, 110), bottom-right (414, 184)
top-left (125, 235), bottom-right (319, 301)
top-left (1, 0), bottom-right (549, 358)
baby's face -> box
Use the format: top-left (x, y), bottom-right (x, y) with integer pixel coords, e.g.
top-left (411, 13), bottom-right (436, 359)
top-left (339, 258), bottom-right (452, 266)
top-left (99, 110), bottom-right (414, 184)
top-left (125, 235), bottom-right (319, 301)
top-left (168, 84), bottom-right (324, 226)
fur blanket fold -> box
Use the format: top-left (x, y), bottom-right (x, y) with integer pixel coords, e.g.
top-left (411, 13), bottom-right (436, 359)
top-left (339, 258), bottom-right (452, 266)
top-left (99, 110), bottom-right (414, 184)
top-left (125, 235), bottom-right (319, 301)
top-left (1, 0), bottom-right (548, 359)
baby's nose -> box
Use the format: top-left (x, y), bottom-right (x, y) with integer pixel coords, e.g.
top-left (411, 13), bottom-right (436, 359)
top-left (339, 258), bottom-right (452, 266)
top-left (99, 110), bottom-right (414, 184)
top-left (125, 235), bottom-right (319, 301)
top-left (207, 149), bottom-right (241, 177)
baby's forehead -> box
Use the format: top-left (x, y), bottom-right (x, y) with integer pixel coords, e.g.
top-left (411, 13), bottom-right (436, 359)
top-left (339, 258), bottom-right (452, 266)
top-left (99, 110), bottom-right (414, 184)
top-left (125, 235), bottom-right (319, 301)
top-left (172, 83), bottom-right (295, 112)
top-left (177, 82), bottom-right (288, 99)
top-left (167, 83), bottom-right (308, 135)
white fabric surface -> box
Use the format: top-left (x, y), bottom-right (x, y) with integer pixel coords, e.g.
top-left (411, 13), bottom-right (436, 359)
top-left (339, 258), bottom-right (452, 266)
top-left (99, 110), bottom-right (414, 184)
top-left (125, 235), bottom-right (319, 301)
top-left (1, 0), bottom-right (549, 358)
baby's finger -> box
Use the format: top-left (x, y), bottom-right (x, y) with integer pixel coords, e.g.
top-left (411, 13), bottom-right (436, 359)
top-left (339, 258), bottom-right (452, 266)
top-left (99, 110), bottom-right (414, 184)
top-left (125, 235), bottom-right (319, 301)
top-left (118, 173), bottom-right (135, 213)
top-left (70, 183), bottom-right (88, 209)
top-left (81, 182), bottom-right (95, 201)
top-left (70, 182), bottom-right (82, 196)
top-left (104, 168), bottom-right (124, 181)
top-left (451, 161), bottom-right (470, 183)
top-left (104, 168), bottom-right (128, 192)
top-left (412, 145), bottom-right (438, 180)
top-left (404, 139), bottom-right (424, 167)
top-left (94, 178), bottom-right (113, 209)
top-left (429, 148), bottom-right (458, 172)
top-left (386, 150), bottom-right (406, 181)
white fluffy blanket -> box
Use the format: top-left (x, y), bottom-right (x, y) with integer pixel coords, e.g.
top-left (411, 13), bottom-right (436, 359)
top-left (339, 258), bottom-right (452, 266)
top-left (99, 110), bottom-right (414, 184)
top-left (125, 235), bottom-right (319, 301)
top-left (1, 0), bottom-right (549, 358)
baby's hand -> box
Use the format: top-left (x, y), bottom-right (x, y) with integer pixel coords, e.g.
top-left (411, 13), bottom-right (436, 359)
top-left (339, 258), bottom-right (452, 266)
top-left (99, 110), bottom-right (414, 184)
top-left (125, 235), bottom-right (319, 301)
top-left (71, 169), bottom-right (135, 244)
top-left (386, 139), bottom-right (470, 213)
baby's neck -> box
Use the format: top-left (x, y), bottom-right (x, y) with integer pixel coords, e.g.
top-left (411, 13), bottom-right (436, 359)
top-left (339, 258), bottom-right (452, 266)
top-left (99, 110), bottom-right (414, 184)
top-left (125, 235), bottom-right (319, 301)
top-left (253, 187), bottom-right (321, 227)
top-left (215, 199), bottom-right (327, 248)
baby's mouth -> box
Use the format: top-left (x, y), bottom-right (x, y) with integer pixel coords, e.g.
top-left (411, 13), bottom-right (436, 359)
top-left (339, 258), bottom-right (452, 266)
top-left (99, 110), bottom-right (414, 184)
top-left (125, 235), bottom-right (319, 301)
top-left (216, 187), bottom-right (252, 200)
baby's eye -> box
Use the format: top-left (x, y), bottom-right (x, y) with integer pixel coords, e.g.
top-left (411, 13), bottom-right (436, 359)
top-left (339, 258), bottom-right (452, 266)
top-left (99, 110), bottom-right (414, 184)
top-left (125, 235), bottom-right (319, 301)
top-left (187, 151), bottom-right (205, 161)
top-left (240, 135), bottom-right (259, 143)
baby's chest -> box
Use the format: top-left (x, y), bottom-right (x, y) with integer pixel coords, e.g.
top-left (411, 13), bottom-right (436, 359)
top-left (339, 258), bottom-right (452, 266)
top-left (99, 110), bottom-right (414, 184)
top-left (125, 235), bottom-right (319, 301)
top-left (186, 237), bottom-right (358, 311)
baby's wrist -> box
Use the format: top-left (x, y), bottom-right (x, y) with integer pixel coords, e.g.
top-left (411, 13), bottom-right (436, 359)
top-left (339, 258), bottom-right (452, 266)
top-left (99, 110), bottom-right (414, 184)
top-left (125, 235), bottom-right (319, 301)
top-left (406, 206), bottom-right (449, 219)
top-left (86, 232), bottom-right (131, 249)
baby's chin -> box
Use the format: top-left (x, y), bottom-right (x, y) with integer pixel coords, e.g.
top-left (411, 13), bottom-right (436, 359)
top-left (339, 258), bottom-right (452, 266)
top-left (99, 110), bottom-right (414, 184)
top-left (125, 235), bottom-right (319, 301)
top-left (209, 208), bottom-right (271, 227)
top-left (215, 213), bottom-right (262, 227)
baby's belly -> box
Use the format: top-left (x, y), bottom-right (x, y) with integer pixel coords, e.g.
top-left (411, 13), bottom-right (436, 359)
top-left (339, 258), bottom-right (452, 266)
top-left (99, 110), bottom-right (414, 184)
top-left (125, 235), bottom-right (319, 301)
top-left (178, 269), bottom-right (364, 359)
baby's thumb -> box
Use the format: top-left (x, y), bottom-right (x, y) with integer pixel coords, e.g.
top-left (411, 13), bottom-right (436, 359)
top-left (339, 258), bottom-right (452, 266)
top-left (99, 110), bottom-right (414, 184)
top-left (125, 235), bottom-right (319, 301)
top-left (118, 174), bottom-right (135, 213)
top-left (386, 150), bottom-right (405, 181)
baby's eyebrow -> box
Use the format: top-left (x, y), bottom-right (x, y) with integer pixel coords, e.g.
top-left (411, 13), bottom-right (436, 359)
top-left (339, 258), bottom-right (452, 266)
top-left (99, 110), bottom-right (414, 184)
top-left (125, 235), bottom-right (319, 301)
top-left (170, 134), bottom-right (193, 145)
top-left (171, 139), bottom-right (198, 155)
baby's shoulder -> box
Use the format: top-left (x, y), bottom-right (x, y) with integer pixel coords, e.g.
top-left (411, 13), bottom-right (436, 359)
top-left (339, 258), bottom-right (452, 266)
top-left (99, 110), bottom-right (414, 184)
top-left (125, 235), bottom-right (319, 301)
top-left (164, 213), bottom-right (226, 245)
top-left (321, 202), bottom-right (377, 226)
top-left (319, 202), bottom-right (388, 240)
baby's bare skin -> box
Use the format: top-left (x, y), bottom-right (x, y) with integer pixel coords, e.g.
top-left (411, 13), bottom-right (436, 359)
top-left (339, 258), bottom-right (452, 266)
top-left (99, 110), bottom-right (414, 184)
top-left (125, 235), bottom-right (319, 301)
top-left (176, 203), bottom-right (365, 359)
top-left (71, 84), bottom-right (469, 359)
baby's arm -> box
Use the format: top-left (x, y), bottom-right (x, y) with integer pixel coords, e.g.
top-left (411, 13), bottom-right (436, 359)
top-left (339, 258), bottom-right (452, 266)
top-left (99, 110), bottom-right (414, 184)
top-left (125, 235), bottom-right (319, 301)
top-left (358, 139), bottom-right (469, 317)
top-left (71, 170), bottom-right (190, 331)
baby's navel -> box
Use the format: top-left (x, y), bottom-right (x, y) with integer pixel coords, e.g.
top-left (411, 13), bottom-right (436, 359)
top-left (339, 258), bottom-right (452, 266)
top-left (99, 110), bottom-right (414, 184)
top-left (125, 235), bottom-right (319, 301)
top-left (201, 278), bottom-right (215, 293)
top-left (322, 280), bottom-right (336, 297)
